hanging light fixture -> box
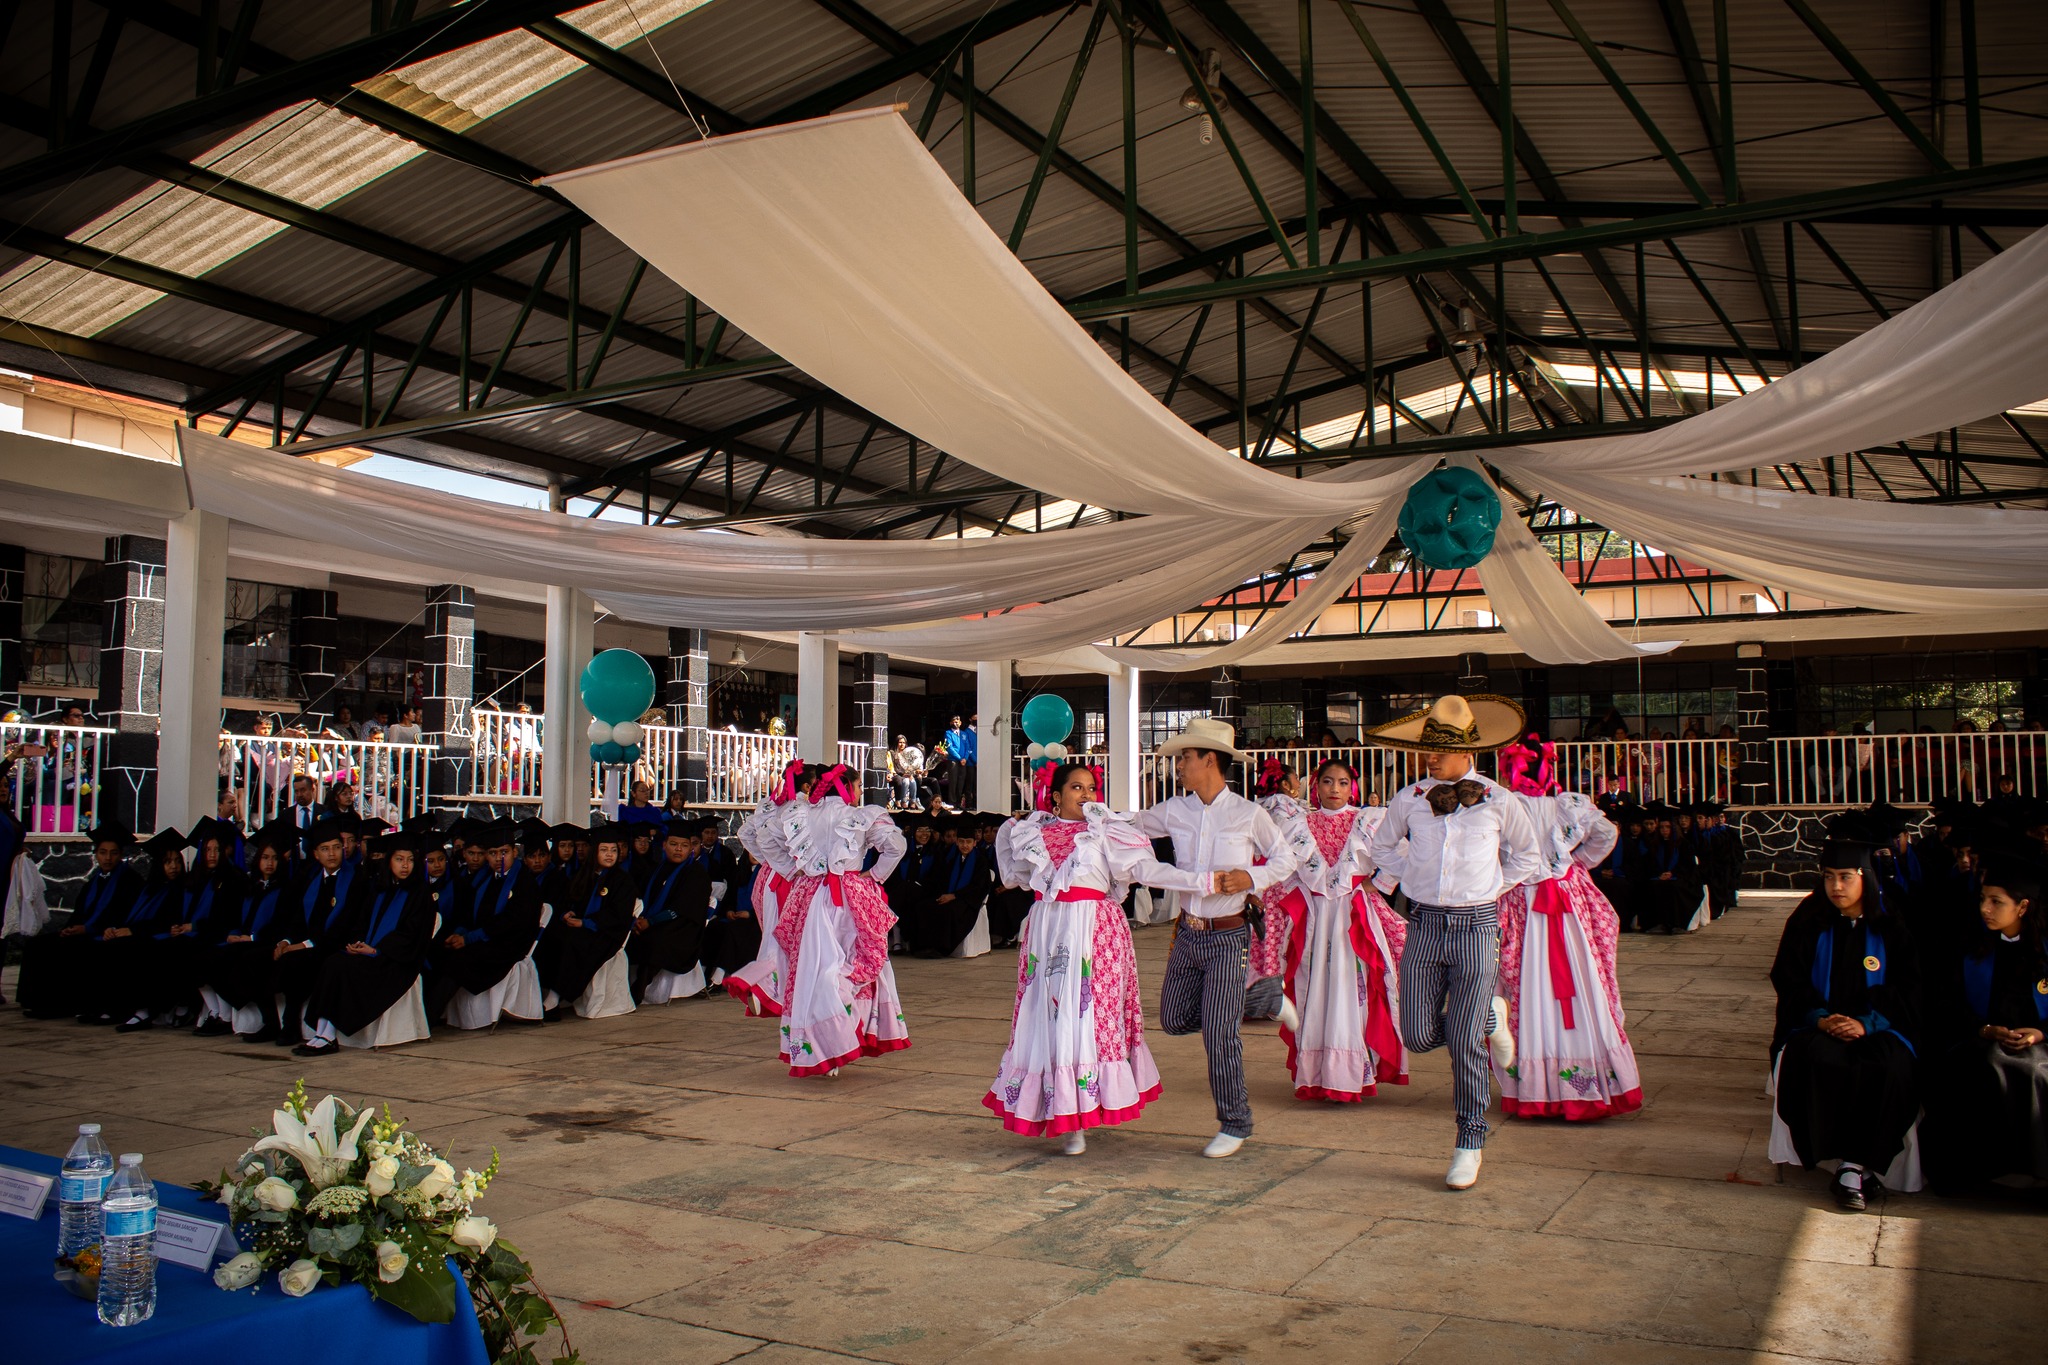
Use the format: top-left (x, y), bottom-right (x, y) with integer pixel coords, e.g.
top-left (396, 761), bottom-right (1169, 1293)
top-left (1180, 49), bottom-right (1226, 146)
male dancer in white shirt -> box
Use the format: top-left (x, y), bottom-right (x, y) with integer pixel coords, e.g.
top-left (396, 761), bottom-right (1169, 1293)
top-left (1369, 695), bottom-right (1545, 1190)
top-left (1138, 719), bottom-right (1299, 1158)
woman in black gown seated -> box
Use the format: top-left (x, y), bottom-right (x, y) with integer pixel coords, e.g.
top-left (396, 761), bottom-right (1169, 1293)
top-left (1923, 846), bottom-right (2048, 1193)
top-left (1769, 818), bottom-right (1922, 1211)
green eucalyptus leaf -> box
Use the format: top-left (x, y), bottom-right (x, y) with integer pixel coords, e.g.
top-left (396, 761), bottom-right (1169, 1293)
top-left (366, 1256), bottom-right (458, 1325)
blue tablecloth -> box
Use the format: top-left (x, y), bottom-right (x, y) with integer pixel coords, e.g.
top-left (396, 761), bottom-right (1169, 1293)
top-left (1, 1146), bottom-right (489, 1365)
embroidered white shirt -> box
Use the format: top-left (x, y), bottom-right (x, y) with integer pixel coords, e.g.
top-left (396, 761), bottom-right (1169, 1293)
top-left (1369, 771), bottom-right (1545, 907)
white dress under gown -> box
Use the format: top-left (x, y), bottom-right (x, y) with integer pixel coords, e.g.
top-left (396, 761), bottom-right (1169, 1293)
top-left (726, 796), bottom-right (791, 1015)
top-left (984, 806), bottom-right (1164, 1136)
top-left (1493, 791), bottom-right (1643, 1120)
top-left (1278, 805), bottom-right (1410, 1101)
top-left (768, 794), bottom-right (910, 1075)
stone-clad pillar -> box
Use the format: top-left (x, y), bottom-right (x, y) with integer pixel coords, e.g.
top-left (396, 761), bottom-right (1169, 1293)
top-left (97, 535), bottom-right (165, 830)
top-left (855, 652), bottom-right (889, 806)
top-left (666, 628), bottom-right (709, 804)
top-left (291, 587), bottom-right (339, 731)
top-left (1735, 642), bottom-right (1772, 805)
top-left (423, 584), bottom-right (475, 806)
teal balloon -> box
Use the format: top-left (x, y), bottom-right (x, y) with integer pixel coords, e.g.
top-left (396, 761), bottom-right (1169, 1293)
top-left (1398, 467), bottom-right (1502, 570)
top-left (596, 741), bottom-right (625, 765)
top-left (580, 648), bottom-right (656, 725)
top-left (1019, 694), bottom-right (1075, 746)
top-left (620, 743), bottom-right (641, 764)
top-left (588, 742), bottom-right (604, 761)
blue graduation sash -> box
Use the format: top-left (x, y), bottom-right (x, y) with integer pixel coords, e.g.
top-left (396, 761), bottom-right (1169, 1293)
top-left (1810, 920), bottom-right (1913, 1054)
top-left (1962, 949), bottom-right (2048, 1026)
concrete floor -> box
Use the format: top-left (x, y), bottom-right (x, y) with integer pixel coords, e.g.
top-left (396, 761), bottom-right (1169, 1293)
top-left (4, 892), bottom-right (2039, 1364)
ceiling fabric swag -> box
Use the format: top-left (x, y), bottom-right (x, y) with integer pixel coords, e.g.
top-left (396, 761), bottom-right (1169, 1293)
top-left (541, 107), bottom-right (1381, 521)
top-left (176, 428), bottom-right (1219, 630)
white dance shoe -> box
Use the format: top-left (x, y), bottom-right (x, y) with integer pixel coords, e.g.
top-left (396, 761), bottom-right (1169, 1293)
top-left (1203, 1132), bottom-right (1245, 1159)
top-left (1486, 996), bottom-right (1516, 1071)
top-left (1277, 996), bottom-right (1300, 1033)
top-left (1062, 1131), bottom-right (1087, 1156)
top-left (1446, 1147), bottom-right (1483, 1190)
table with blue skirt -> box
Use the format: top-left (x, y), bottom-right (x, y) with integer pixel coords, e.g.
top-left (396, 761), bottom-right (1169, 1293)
top-left (1, 1146), bottom-right (489, 1365)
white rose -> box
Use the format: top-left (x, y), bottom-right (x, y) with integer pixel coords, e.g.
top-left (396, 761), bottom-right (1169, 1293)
top-left (414, 1158), bottom-right (456, 1203)
top-left (212, 1252), bottom-right (264, 1290)
top-left (364, 1155), bottom-right (400, 1199)
top-left (279, 1258), bottom-right (321, 1297)
top-left (252, 1176), bottom-right (299, 1212)
top-left (375, 1239), bottom-right (409, 1284)
top-left (449, 1215), bottom-right (497, 1254)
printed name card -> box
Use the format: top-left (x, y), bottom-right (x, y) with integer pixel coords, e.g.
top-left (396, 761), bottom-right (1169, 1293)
top-left (0, 1165), bottom-right (55, 1221)
top-left (155, 1209), bottom-right (233, 1271)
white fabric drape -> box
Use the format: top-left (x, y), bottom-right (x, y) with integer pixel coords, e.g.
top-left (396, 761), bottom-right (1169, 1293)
top-left (1537, 469), bottom-right (2048, 613)
top-left (542, 107), bottom-right (1366, 521)
top-left (178, 428), bottom-right (1210, 630)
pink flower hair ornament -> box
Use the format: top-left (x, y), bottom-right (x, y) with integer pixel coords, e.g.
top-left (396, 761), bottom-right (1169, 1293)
top-left (771, 759), bottom-right (806, 804)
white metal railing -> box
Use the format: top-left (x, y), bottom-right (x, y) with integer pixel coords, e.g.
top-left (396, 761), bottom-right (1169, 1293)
top-left (469, 708), bottom-right (544, 801)
top-left (705, 729), bottom-right (797, 806)
top-left (1548, 738), bottom-right (1740, 804)
top-left (3, 721), bottom-right (112, 838)
top-left (1773, 731), bottom-right (2048, 806)
top-left (225, 734), bottom-right (437, 831)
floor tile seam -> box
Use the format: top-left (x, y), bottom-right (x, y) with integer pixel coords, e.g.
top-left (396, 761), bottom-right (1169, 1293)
top-left (1529, 1169), bottom-right (1595, 1234)
top-left (1412, 1307), bottom-right (1854, 1364)
top-left (1289, 1213), bottom-right (1883, 1271)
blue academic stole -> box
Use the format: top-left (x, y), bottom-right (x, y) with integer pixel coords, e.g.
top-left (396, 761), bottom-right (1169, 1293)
top-left (1962, 950), bottom-right (2048, 1026)
top-left (361, 888), bottom-right (409, 948)
top-left (1810, 921), bottom-right (1913, 1054)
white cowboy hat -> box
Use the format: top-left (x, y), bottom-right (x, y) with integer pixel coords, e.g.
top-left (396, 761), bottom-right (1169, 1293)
top-left (1367, 693), bottom-right (1526, 754)
top-left (1154, 716), bottom-right (1249, 763)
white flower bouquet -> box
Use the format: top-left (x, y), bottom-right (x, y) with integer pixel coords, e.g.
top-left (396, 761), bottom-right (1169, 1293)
top-left (203, 1080), bottom-right (578, 1364)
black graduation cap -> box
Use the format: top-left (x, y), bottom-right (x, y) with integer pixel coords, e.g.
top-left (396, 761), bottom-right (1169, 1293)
top-left (518, 825), bottom-right (554, 854)
top-left (1818, 809), bottom-right (1884, 871)
top-left (695, 816), bottom-right (724, 836)
top-left (87, 821), bottom-right (136, 848)
top-left (517, 816), bottom-right (551, 838)
top-left (446, 816), bottom-right (487, 846)
top-left (185, 815), bottom-right (227, 850)
top-left (250, 819), bottom-right (298, 855)
top-left (1979, 842), bottom-right (2044, 906)
top-left (139, 827), bottom-right (188, 861)
top-left (587, 822), bottom-right (632, 847)
top-left (627, 821), bottom-right (659, 841)
top-left (549, 822), bottom-right (584, 843)
top-left (476, 820), bottom-right (517, 850)
top-left (1695, 800), bottom-right (1727, 817)
top-left (659, 818), bottom-right (696, 841)
top-left (378, 828), bottom-right (423, 858)
top-left (1864, 801), bottom-right (1913, 842)
top-left (306, 816), bottom-right (348, 848)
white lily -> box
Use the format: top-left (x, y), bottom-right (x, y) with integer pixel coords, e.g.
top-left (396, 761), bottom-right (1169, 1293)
top-left (253, 1094), bottom-right (375, 1190)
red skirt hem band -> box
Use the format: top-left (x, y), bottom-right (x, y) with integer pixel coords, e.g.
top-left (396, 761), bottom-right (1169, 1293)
top-left (724, 977), bottom-right (783, 1016)
top-left (785, 1033), bottom-right (912, 1077)
top-left (980, 1083), bottom-right (1163, 1137)
top-left (1501, 1088), bottom-right (1643, 1121)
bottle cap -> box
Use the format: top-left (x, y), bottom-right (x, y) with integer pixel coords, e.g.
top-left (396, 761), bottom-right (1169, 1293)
top-left (79, 1123), bottom-right (101, 1134)
top-left (118, 1153), bottom-right (143, 1166)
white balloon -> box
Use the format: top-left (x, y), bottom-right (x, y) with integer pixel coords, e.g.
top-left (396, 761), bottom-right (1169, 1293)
top-left (613, 721), bottom-right (644, 746)
top-left (586, 720), bottom-right (614, 744)
top-left (1044, 743), bottom-right (1068, 760)
top-left (1026, 742), bottom-right (1046, 760)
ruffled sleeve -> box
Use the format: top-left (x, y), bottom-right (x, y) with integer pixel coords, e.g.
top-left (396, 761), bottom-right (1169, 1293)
top-left (737, 798), bottom-right (783, 870)
top-left (1554, 791), bottom-right (1618, 871)
top-left (1096, 803), bottom-right (1179, 902)
top-left (860, 806), bottom-right (906, 883)
top-left (778, 800), bottom-right (822, 876)
top-left (996, 813), bottom-right (1052, 892)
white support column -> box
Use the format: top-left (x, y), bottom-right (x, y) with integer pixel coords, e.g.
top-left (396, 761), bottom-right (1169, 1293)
top-left (157, 508), bottom-right (228, 835)
top-left (976, 659), bottom-right (1012, 812)
top-left (796, 632), bottom-right (839, 763)
top-left (541, 585), bottom-right (594, 825)
top-left (1108, 664), bottom-right (1140, 811)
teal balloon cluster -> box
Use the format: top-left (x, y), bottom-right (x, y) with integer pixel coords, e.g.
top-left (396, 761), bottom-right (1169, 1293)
top-left (1020, 694), bottom-right (1075, 775)
top-left (1397, 466), bottom-right (1503, 571)
top-left (582, 649), bottom-right (655, 765)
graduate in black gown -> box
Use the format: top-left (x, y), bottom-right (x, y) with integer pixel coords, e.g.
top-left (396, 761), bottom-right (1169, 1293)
top-left (1769, 823), bottom-right (1922, 1211)
top-left (114, 818), bottom-right (247, 1030)
top-left (1592, 803), bottom-right (1647, 932)
top-left (902, 817), bottom-right (993, 955)
top-left (423, 820), bottom-right (547, 1021)
top-left (629, 818), bottom-right (712, 1001)
top-left (17, 822), bottom-right (141, 1019)
top-left (1922, 847), bottom-right (2048, 1192)
top-left (194, 822), bottom-right (298, 1040)
top-left (1635, 809), bottom-right (1703, 933)
top-left (295, 829), bottom-right (438, 1055)
top-left (99, 830), bottom-right (190, 1029)
top-left (266, 817), bottom-right (369, 1048)
top-left (1903, 812), bottom-right (1983, 982)
top-left (884, 813), bottom-right (940, 951)
top-left (536, 824), bottom-right (639, 1018)
top-left (699, 830), bottom-right (764, 985)
top-left (982, 814), bottom-right (1033, 948)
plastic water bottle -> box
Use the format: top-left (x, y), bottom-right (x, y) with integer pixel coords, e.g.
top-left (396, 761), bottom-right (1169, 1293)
top-left (96, 1154), bottom-right (157, 1327)
top-left (56, 1122), bottom-right (114, 1258)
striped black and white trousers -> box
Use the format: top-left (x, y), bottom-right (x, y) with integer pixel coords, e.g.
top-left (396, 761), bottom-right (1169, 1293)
top-left (1160, 920), bottom-right (1254, 1138)
top-left (1399, 900), bottom-right (1501, 1150)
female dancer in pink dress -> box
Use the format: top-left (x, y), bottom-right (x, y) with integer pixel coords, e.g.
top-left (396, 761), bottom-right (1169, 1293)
top-left (1276, 759), bottom-right (1409, 1101)
top-left (1493, 753), bottom-right (1642, 1120)
top-left (985, 764), bottom-right (1165, 1155)
top-left (767, 763), bottom-right (910, 1076)
top-left (1248, 760), bottom-right (1308, 1023)
top-left (728, 760), bottom-right (807, 1016)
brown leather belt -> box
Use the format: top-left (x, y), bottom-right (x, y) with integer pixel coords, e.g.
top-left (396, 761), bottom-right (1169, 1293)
top-left (1180, 913), bottom-right (1247, 932)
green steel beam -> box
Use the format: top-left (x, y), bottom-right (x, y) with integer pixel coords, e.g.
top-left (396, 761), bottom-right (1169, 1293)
top-left (1782, 0), bottom-right (1950, 169)
top-left (1063, 153), bottom-right (2048, 319)
top-left (524, 15), bottom-right (743, 134)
